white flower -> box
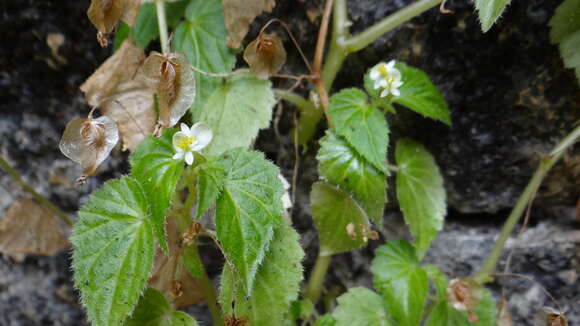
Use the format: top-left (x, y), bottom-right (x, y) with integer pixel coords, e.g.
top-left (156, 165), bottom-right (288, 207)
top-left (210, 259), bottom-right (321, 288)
top-left (369, 60), bottom-right (403, 98)
top-left (172, 123), bottom-right (213, 165)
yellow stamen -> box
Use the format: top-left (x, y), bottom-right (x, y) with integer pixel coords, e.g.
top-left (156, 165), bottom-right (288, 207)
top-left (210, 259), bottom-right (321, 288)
top-left (176, 136), bottom-right (196, 150)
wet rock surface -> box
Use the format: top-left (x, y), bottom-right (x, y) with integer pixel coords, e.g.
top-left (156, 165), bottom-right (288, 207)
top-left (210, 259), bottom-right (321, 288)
top-left (0, 0), bottom-right (579, 325)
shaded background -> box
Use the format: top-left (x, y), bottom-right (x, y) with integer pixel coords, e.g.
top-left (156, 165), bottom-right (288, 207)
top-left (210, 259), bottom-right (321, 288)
top-left (0, 0), bottom-right (579, 324)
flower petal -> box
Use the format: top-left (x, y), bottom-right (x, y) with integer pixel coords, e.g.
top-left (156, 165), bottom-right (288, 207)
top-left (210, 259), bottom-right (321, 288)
top-left (380, 89), bottom-right (389, 98)
top-left (172, 131), bottom-right (186, 149)
top-left (391, 88), bottom-right (401, 97)
top-left (173, 151), bottom-right (185, 160)
top-left (387, 60), bottom-right (396, 69)
top-left (369, 68), bottom-right (380, 80)
top-left (180, 123), bottom-right (190, 134)
top-left (185, 151), bottom-right (194, 165)
top-left (189, 122), bottom-right (213, 151)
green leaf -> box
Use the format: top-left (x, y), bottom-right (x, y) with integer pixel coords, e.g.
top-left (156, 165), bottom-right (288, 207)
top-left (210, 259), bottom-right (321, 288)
top-left (424, 284), bottom-right (498, 326)
top-left (215, 148), bottom-right (284, 294)
top-left (192, 73), bottom-right (275, 156)
top-left (125, 288), bottom-right (199, 326)
top-left (72, 177), bottom-right (155, 326)
top-left (313, 315), bottom-right (336, 326)
top-left (130, 129), bottom-right (184, 252)
top-left (317, 131), bottom-right (386, 222)
top-left (549, 0), bottom-right (580, 44)
top-left (332, 288), bottom-right (393, 326)
top-left (220, 221), bottom-right (304, 326)
top-left (193, 159), bottom-right (225, 219)
top-left (392, 62), bottom-right (451, 125)
top-left (370, 240), bottom-right (428, 326)
top-left (560, 31), bottom-right (580, 83)
top-left (173, 0), bottom-right (237, 114)
top-left (115, 1), bottom-right (189, 49)
top-left (328, 88), bottom-right (389, 173)
top-left (182, 246), bottom-right (204, 279)
top-left (395, 139), bottom-right (446, 258)
top-left (474, 0), bottom-right (511, 32)
top-left (310, 181), bottom-right (372, 256)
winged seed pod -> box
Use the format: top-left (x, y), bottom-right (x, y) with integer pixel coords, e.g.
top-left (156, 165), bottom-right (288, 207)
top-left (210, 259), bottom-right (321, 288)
top-left (142, 51), bottom-right (195, 134)
top-left (536, 307), bottom-right (568, 326)
top-left (87, 0), bottom-right (132, 46)
top-left (59, 110), bottom-right (119, 183)
top-left (243, 32), bottom-right (287, 79)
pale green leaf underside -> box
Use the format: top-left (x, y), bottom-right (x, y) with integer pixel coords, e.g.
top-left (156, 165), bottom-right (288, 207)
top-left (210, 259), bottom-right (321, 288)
top-left (220, 222), bottom-right (305, 326)
top-left (333, 287), bottom-right (393, 326)
top-left (313, 315), bottom-right (337, 326)
top-left (474, 0), bottom-right (511, 32)
top-left (560, 31), bottom-right (580, 85)
top-left (172, 0), bottom-right (236, 114)
top-left (317, 131), bottom-right (386, 222)
top-left (370, 241), bottom-right (428, 326)
top-left (328, 88), bottom-right (389, 173)
top-left (125, 288), bottom-right (199, 326)
top-left (393, 62), bottom-right (451, 125)
top-left (72, 177), bottom-right (155, 326)
top-left (193, 73), bottom-right (275, 156)
top-left (194, 159), bottom-right (226, 219)
top-left (310, 181), bottom-right (371, 256)
top-left (215, 148), bottom-right (284, 294)
top-left (395, 139), bottom-right (446, 258)
top-left (130, 129), bottom-right (184, 252)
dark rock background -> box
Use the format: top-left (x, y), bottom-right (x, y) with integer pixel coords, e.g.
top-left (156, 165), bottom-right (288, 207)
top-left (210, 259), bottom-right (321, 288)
top-left (0, 0), bottom-right (578, 325)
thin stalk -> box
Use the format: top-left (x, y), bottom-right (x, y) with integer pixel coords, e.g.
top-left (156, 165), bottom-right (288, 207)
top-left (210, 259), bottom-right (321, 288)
top-left (155, 0), bottom-right (170, 54)
top-left (0, 155), bottom-right (72, 226)
top-left (190, 241), bottom-right (225, 326)
top-left (344, 0), bottom-right (443, 53)
top-left (304, 254), bottom-right (332, 303)
top-left (473, 124), bottom-right (580, 283)
top-left (273, 89), bottom-right (314, 112)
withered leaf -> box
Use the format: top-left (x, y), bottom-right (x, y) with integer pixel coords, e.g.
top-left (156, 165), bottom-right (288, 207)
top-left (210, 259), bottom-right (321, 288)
top-left (59, 113), bottom-right (119, 179)
top-left (0, 198), bottom-right (69, 256)
top-left (80, 39), bottom-right (145, 107)
top-left (536, 307), bottom-right (568, 326)
top-left (243, 32), bottom-right (287, 79)
top-left (497, 296), bottom-right (513, 326)
top-left (142, 51), bottom-right (195, 129)
top-left (87, 0), bottom-right (131, 42)
top-left (80, 39), bottom-right (155, 151)
top-left (446, 278), bottom-right (483, 313)
top-left (149, 217), bottom-right (203, 308)
top-left (224, 0), bottom-right (276, 48)
top-left (100, 77), bottom-right (156, 151)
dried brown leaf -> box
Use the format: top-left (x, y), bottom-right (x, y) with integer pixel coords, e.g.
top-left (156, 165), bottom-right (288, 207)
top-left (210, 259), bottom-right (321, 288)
top-left (536, 307), bottom-right (568, 326)
top-left (87, 0), bottom-right (131, 38)
top-left (80, 39), bottom-right (145, 107)
top-left (497, 296), bottom-right (513, 326)
top-left (224, 0), bottom-right (276, 48)
top-left (0, 198), bottom-right (69, 256)
top-left (447, 278), bottom-right (483, 313)
top-left (59, 113), bottom-right (119, 179)
top-left (142, 51), bottom-right (195, 129)
top-left (243, 32), bottom-right (286, 79)
top-left (149, 217), bottom-right (204, 308)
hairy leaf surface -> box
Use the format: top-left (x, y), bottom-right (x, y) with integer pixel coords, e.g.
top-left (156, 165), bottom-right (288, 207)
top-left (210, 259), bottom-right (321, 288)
top-left (125, 288), bottom-right (199, 326)
top-left (395, 139), bottom-right (446, 258)
top-left (130, 129), bottom-right (184, 251)
top-left (317, 131), bottom-right (386, 222)
top-left (173, 0), bottom-right (236, 113)
top-left (194, 73), bottom-right (275, 155)
top-left (72, 177), bottom-right (155, 326)
top-left (392, 63), bottom-right (451, 125)
top-left (328, 88), bottom-right (389, 173)
top-left (310, 181), bottom-right (371, 256)
top-left (215, 148), bottom-right (284, 294)
top-left (194, 159), bottom-right (226, 219)
top-left (474, 0), bottom-right (511, 32)
top-left (370, 241), bottom-right (428, 326)
top-left (220, 221), bottom-right (304, 325)
top-left (332, 287), bottom-right (392, 326)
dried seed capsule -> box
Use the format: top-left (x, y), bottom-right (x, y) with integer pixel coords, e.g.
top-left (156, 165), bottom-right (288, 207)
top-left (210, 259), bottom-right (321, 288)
top-left (243, 32), bottom-right (287, 79)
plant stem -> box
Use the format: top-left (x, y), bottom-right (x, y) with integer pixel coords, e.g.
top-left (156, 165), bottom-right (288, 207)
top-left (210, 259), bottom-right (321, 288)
top-left (473, 124), bottom-right (580, 283)
top-left (190, 241), bottom-right (225, 326)
top-left (155, 0), bottom-right (170, 54)
top-left (344, 0), bottom-right (443, 53)
top-left (0, 155), bottom-right (72, 226)
top-left (304, 254), bottom-right (332, 303)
